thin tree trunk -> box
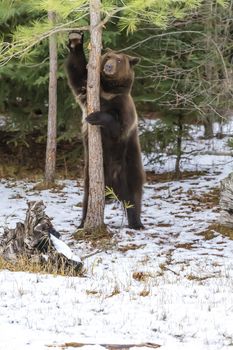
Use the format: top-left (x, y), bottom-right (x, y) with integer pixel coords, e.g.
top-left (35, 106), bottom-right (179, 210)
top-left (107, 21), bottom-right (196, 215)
top-left (45, 11), bottom-right (57, 185)
top-left (203, 0), bottom-right (214, 139)
top-left (84, 0), bottom-right (106, 233)
top-left (204, 116), bottom-right (214, 139)
top-left (175, 115), bottom-right (183, 179)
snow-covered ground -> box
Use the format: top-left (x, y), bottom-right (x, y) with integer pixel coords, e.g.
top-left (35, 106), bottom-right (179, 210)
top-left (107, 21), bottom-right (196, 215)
top-left (1, 122), bottom-right (233, 350)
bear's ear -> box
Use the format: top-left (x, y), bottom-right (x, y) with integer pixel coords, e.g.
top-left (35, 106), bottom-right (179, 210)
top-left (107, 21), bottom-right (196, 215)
top-left (105, 47), bottom-right (113, 53)
top-left (128, 56), bottom-right (141, 66)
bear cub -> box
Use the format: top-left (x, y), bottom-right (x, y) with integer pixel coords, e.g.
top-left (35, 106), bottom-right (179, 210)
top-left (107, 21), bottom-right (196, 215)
top-left (66, 31), bottom-right (145, 229)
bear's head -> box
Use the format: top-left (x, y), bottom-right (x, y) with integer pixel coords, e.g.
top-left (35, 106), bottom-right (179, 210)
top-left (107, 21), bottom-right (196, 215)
top-left (100, 50), bottom-right (140, 93)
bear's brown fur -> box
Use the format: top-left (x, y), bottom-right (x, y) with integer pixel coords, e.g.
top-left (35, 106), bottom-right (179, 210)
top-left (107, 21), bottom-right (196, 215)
top-left (65, 31), bottom-right (145, 229)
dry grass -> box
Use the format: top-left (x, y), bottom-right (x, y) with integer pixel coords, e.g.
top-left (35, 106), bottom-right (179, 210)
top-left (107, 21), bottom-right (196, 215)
top-left (175, 243), bottom-right (195, 249)
top-left (73, 227), bottom-right (115, 252)
top-left (85, 289), bottom-right (99, 296)
top-left (132, 271), bottom-right (152, 282)
top-left (32, 182), bottom-right (65, 191)
top-left (139, 289), bottom-right (150, 297)
top-left (0, 255), bottom-right (84, 277)
top-left (107, 284), bottom-right (121, 298)
top-left (47, 342), bottom-right (160, 349)
top-left (146, 170), bottom-right (206, 183)
top-left (0, 162), bottom-right (84, 182)
top-left (189, 187), bottom-right (220, 210)
top-left (186, 274), bottom-right (215, 281)
top-left (118, 243), bottom-right (146, 252)
top-left (199, 223), bottom-right (233, 240)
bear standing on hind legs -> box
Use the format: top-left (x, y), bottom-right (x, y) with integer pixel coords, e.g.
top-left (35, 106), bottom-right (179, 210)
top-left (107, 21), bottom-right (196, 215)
top-left (65, 31), bottom-right (145, 229)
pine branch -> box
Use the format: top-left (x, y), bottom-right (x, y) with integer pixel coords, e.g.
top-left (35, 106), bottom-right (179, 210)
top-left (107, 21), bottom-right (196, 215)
top-left (0, 20), bottom-right (89, 67)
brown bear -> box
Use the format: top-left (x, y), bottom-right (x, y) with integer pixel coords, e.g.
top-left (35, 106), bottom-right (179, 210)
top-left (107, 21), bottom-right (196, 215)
top-left (65, 31), bottom-right (145, 229)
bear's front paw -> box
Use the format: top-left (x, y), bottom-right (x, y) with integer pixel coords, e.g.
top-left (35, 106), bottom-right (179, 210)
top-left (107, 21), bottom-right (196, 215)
top-left (68, 31), bottom-right (84, 50)
top-left (86, 112), bottom-right (102, 126)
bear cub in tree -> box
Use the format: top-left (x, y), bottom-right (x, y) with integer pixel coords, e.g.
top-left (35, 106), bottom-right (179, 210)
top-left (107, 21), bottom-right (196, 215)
top-left (66, 31), bottom-right (145, 229)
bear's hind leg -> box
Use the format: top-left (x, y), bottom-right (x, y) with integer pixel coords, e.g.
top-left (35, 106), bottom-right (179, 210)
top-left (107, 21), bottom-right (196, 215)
top-left (126, 190), bottom-right (144, 230)
top-left (114, 172), bottom-right (144, 230)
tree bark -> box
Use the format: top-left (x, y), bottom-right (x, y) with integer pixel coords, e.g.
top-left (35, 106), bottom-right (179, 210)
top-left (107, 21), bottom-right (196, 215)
top-left (203, 0), bottom-right (215, 139)
top-left (175, 115), bottom-right (183, 179)
top-left (84, 0), bottom-right (105, 232)
top-left (219, 172), bottom-right (233, 228)
top-left (204, 116), bottom-right (214, 139)
top-left (45, 11), bottom-right (57, 185)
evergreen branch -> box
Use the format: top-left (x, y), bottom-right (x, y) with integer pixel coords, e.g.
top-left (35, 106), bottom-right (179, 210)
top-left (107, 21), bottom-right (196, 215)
top-left (0, 18), bottom-right (89, 67)
top-left (30, 0), bottom-right (89, 19)
top-left (99, 6), bottom-right (125, 28)
top-left (120, 30), bottom-right (230, 87)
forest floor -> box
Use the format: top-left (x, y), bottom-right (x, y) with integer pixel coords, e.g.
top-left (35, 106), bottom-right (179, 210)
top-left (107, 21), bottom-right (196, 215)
top-left (1, 121), bottom-right (233, 350)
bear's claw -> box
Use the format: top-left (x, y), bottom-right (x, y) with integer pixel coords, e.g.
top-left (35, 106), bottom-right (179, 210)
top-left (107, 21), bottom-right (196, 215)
top-left (86, 112), bottom-right (101, 125)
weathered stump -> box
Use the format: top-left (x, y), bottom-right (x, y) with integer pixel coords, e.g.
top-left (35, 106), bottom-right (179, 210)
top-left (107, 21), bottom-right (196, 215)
top-left (219, 172), bottom-right (233, 228)
top-left (0, 201), bottom-right (82, 274)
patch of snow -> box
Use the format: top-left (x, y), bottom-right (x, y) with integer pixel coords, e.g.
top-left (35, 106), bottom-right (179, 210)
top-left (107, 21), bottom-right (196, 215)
top-left (0, 115), bottom-right (7, 128)
top-left (50, 234), bottom-right (82, 264)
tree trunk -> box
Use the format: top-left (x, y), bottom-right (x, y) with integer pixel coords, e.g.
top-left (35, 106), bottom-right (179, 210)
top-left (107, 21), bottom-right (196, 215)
top-left (204, 116), bottom-right (214, 139)
top-left (203, 0), bottom-right (215, 139)
top-left (219, 172), bottom-right (233, 228)
top-left (45, 11), bottom-right (57, 185)
top-left (175, 115), bottom-right (183, 179)
top-left (84, 0), bottom-right (105, 233)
